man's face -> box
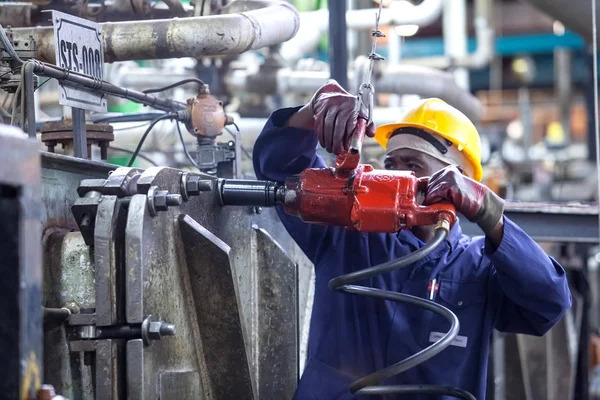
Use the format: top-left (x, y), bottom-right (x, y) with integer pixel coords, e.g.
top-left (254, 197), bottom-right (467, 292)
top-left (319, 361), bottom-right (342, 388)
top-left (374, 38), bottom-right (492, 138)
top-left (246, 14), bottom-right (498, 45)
top-left (384, 148), bottom-right (451, 178)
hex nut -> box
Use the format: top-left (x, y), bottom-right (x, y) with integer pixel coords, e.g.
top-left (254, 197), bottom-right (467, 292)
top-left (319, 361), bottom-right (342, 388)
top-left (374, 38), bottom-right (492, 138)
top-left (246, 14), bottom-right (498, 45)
top-left (147, 321), bottom-right (163, 341)
top-left (154, 190), bottom-right (169, 211)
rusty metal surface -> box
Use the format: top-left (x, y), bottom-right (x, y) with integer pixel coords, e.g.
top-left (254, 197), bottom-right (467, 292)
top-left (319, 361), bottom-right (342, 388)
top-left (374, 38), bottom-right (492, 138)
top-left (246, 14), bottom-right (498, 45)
top-left (250, 227), bottom-right (298, 398)
top-left (38, 159), bottom-right (308, 397)
top-left (219, 206), bottom-right (314, 375)
top-left (178, 214), bottom-right (253, 399)
top-left (159, 371), bottom-right (202, 400)
top-left (43, 231), bottom-right (95, 399)
top-left (125, 189), bottom-right (217, 399)
top-left (96, 339), bottom-right (123, 400)
top-left (41, 152), bottom-right (115, 230)
top-left (0, 129), bottom-right (43, 400)
top-left (126, 339), bottom-right (144, 400)
top-left (94, 196), bottom-right (126, 327)
top-left (125, 166), bottom-right (254, 399)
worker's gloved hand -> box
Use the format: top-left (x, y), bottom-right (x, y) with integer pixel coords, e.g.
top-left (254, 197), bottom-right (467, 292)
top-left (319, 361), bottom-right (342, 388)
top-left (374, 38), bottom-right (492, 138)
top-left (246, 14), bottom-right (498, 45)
top-left (308, 79), bottom-right (375, 155)
top-left (423, 165), bottom-right (505, 234)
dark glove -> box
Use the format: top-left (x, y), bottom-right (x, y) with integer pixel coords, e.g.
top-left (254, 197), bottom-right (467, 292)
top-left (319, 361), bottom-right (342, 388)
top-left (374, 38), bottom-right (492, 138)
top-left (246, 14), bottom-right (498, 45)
top-left (308, 80), bottom-right (375, 155)
top-left (423, 165), bottom-right (505, 234)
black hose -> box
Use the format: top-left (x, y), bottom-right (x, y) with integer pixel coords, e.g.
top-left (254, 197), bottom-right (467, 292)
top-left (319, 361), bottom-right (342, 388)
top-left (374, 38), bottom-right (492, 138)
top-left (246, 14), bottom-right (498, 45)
top-left (329, 227), bottom-right (476, 400)
top-left (127, 114), bottom-right (175, 167)
top-left (358, 385), bottom-right (477, 399)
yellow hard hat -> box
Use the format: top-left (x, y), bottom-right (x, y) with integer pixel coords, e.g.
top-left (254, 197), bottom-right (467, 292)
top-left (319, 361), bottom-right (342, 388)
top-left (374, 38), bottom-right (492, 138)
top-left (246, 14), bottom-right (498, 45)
top-left (374, 98), bottom-right (483, 182)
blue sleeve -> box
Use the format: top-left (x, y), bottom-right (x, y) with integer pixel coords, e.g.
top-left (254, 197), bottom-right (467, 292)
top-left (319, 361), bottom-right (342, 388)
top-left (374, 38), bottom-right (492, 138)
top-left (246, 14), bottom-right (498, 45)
top-left (488, 217), bottom-right (572, 336)
top-left (253, 106), bottom-right (411, 270)
top-left (252, 106), bottom-right (340, 264)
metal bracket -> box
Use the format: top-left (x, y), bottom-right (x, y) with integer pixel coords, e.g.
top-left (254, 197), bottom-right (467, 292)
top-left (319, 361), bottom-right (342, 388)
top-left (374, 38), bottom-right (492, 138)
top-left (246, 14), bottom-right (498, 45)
top-left (196, 140), bottom-right (236, 172)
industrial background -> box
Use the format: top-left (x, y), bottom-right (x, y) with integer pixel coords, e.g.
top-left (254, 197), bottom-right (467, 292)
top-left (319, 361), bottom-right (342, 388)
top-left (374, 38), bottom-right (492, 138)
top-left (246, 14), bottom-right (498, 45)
top-left (0, 0), bottom-right (599, 399)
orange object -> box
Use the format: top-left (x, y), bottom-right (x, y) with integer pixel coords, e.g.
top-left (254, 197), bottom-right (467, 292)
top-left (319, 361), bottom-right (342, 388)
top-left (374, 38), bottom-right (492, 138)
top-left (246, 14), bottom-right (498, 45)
top-left (187, 89), bottom-right (229, 137)
top-left (283, 165), bottom-right (456, 233)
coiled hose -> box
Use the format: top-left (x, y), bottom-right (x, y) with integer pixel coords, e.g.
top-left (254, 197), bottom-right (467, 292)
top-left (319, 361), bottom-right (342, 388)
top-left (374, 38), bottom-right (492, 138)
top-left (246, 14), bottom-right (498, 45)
top-left (329, 222), bottom-right (477, 400)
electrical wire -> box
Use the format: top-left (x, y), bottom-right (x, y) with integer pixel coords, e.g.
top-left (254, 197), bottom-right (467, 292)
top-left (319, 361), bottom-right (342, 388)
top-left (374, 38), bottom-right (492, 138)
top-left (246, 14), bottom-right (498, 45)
top-left (329, 226), bottom-right (476, 400)
top-left (108, 145), bottom-right (159, 166)
top-left (175, 120), bottom-right (201, 170)
top-left (200, 0), bottom-right (206, 15)
top-left (142, 78), bottom-right (207, 94)
top-left (127, 114), bottom-right (175, 167)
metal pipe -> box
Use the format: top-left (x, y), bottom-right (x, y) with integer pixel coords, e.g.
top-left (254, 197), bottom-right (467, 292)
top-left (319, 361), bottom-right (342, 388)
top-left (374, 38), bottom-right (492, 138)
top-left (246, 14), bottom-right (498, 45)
top-left (72, 108), bottom-right (87, 159)
top-left (226, 64), bottom-right (483, 122)
top-left (24, 62), bottom-right (36, 138)
top-left (329, 0), bottom-right (348, 89)
top-left (279, 0), bottom-right (443, 64)
top-left (400, 0), bottom-right (493, 71)
top-left (12, 0), bottom-right (300, 63)
top-left (31, 61), bottom-right (185, 112)
top-left (443, 0), bottom-right (469, 89)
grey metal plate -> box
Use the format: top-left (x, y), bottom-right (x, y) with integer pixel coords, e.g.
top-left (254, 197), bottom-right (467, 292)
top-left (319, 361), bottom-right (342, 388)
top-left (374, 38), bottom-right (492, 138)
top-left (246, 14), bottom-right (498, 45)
top-left (125, 167), bottom-right (254, 399)
top-left (159, 371), bottom-right (202, 400)
top-left (250, 227), bottom-right (298, 399)
top-left (41, 152), bottom-right (115, 231)
top-left (94, 195), bottom-right (126, 326)
top-left (460, 202), bottom-right (600, 242)
top-left (179, 214), bottom-right (252, 399)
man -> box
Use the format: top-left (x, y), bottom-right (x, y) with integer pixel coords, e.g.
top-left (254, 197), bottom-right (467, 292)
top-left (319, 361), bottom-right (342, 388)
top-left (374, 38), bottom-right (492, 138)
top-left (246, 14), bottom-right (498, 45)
top-left (253, 80), bottom-right (572, 399)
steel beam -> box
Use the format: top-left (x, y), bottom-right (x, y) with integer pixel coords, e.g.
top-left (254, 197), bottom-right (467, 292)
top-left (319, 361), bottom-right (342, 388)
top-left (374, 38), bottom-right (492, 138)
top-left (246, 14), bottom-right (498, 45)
top-left (460, 202), bottom-right (600, 243)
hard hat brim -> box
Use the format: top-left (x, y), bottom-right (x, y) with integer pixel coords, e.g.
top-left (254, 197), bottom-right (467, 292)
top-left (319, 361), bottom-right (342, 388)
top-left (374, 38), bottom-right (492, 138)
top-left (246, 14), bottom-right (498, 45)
top-left (374, 122), bottom-right (483, 182)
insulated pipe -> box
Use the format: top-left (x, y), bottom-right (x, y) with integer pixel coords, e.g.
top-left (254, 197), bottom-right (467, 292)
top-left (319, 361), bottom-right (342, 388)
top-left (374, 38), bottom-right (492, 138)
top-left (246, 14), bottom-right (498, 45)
top-left (279, 0), bottom-right (443, 64)
top-left (399, 0), bottom-right (493, 70)
top-left (12, 0), bottom-right (300, 63)
top-left (226, 65), bottom-right (483, 122)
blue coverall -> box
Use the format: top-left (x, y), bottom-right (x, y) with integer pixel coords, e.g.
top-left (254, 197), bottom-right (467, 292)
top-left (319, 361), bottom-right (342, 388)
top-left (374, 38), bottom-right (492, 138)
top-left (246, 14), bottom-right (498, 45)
top-left (253, 106), bottom-right (573, 400)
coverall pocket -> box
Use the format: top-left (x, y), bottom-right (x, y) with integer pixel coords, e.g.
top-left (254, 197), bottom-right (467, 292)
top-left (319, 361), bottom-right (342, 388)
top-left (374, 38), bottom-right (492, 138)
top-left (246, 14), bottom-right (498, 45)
top-left (424, 279), bottom-right (487, 355)
top-left (293, 358), bottom-right (357, 400)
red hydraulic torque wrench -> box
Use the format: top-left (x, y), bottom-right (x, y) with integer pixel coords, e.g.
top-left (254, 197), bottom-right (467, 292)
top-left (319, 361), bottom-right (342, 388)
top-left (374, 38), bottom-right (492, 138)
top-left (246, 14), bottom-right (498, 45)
top-left (218, 116), bottom-right (457, 233)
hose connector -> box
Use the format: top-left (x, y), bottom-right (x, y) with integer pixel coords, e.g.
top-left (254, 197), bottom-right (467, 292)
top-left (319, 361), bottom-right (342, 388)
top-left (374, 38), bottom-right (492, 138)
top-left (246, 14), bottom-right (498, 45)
top-left (434, 215), bottom-right (451, 236)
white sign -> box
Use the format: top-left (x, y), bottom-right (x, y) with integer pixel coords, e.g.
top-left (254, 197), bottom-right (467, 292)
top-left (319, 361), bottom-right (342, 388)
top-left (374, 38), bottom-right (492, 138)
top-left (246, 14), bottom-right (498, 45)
top-left (429, 331), bottom-right (468, 348)
top-left (52, 10), bottom-right (107, 113)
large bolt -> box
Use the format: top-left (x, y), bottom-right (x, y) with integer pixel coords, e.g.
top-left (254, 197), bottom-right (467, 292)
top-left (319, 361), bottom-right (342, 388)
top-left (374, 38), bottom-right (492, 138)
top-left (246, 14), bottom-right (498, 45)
top-left (141, 315), bottom-right (176, 346)
top-left (181, 173), bottom-right (213, 201)
top-left (147, 186), bottom-right (182, 216)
